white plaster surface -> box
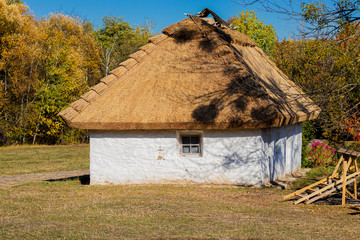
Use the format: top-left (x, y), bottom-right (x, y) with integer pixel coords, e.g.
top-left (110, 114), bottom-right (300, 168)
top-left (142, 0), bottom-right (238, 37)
top-left (90, 123), bottom-right (302, 185)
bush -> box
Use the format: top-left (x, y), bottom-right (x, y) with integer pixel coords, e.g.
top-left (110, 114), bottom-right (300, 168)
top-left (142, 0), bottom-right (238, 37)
top-left (301, 121), bottom-right (320, 167)
top-left (307, 141), bottom-right (336, 168)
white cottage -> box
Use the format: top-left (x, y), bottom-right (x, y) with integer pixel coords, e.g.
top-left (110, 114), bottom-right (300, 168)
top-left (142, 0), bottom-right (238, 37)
top-left (60, 10), bottom-right (321, 185)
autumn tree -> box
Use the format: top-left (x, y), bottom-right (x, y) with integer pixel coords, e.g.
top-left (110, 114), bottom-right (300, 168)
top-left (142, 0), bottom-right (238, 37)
top-left (0, 0), bottom-right (156, 145)
top-left (236, 0), bottom-right (360, 146)
top-left (33, 14), bottom-right (101, 144)
top-left (0, 0), bottom-right (38, 144)
top-left (335, 21), bottom-right (360, 146)
top-left (231, 10), bottom-right (277, 55)
top-left (0, 0), bottom-right (102, 144)
top-left (273, 30), bottom-right (360, 143)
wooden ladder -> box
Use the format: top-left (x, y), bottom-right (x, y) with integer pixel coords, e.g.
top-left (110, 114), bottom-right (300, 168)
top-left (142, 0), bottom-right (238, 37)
top-left (284, 148), bottom-right (360, 205)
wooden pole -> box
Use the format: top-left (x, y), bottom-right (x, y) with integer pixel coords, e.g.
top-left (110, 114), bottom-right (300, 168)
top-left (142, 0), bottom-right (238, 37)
top-left (355, 159), bottom-right (358, 200)
top-left (342, 160), bottom-right (348, 206)
top-left (332, 155), bottom-right (344, 178)
top-left (347, 156), bottom-right (353, 171)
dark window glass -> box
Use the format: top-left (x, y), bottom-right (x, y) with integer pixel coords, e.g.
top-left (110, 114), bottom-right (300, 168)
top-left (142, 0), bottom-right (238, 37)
top-left (181, 135), bottom-right (201, 155)
top-left (182, 137), bottom-right (190, 144)
top-left (190, 137), bottom-right (199, 144)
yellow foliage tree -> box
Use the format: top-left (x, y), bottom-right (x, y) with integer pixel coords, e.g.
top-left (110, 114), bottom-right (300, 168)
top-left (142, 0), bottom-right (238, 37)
top-left (0, 1), bottom-right (101, 144)
top-left (0, 1), bottom-right (153, 145)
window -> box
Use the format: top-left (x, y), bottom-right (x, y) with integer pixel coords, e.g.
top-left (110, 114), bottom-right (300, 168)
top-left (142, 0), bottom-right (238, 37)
top-left (179, 133), bottom-right (202, 156)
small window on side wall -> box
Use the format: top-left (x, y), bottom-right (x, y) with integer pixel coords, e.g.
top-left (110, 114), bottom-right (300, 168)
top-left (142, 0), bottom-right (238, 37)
top-left (179, 133), bottom-right (202, 156)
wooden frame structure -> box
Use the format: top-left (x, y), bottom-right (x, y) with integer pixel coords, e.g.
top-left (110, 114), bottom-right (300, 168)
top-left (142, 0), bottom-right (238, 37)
top-left (284, 148), bottom-right (360, 205)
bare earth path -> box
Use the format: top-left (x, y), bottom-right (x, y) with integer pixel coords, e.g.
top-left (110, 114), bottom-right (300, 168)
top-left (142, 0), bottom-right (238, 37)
top-left (0, 170), bottom-right (89, 187)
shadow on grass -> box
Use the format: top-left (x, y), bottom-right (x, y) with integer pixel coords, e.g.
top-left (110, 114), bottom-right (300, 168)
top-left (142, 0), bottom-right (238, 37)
top-left (349, 206), bottom-right (360, 215)
top-left (44, 174), bottom-right (90, 185)
top-left (314, 194), bottom-right (360, 206)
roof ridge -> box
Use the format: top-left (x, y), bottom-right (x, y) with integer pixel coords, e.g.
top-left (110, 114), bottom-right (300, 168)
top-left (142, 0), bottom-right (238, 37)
top-left (59, 34), bottom-right (169, 123)
top-left (162, 16), bottom-right (256, 47)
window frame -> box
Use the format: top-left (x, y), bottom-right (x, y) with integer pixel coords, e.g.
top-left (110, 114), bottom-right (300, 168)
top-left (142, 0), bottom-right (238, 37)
top-left (177, 131), bottom-right (203, 157)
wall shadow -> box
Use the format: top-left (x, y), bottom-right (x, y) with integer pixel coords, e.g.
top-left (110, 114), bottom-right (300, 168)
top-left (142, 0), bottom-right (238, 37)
top-left (44, 174), bottom-right (90, 185)
top-left (220, 149), bottom-right (269, 185)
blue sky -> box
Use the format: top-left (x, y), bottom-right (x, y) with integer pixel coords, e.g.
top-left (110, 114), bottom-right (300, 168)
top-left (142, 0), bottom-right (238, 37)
top-left (25, 0), bottom-right (299, 39)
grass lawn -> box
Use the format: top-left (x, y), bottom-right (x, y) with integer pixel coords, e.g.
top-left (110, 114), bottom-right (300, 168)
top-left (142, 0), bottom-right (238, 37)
top-left (1, 145), bottom-right (360, 239)
top-left (1, 180), bottom-right (360, 239)
top-left (0, 144), bottom-right (89, 176)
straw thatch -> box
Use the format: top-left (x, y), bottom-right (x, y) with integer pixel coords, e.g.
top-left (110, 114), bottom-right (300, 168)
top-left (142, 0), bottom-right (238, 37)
top-left (59, 15), bottom-right (321, 130)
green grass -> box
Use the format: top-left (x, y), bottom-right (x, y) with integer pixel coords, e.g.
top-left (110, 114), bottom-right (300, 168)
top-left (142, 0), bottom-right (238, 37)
top-left (1, 180), bottom-right (360, 239)
top-left (0, 144), bottom-right (89, 176)
top-left (291, 167), bottom-right (334, 190)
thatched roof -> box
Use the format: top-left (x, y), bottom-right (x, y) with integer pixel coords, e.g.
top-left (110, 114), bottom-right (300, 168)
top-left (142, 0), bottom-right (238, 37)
top-left (59, 14), bottom-right (321, 130)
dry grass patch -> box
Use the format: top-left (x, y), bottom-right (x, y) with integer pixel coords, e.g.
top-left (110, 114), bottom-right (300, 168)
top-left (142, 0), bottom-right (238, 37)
top-left (1, 180), bottom-right (359, 239)
top-left (0, 144), bottom-right (89, 176)
top-left (1, 145), bottom-right (359, 238)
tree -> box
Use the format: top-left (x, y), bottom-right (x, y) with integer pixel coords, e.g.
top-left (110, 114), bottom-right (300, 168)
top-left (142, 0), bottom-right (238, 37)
top-left (231, 10), bottom-right (277, 54)
top-left (0, 0), bottom-right (38, 144)
top-left (0, 0), bottom-right (102, 145)
top-left (0, 0), bottom-right (155, 145)
top-left (33, 14), bottom-right (100, 144)
top-left (272, 20), bottom-right (360, 143)
top-left (300, 0), bottom-right (360, 38)
top-left (95, 16), bottom-right (153, 76)
top-left (344, 113), bottom-right (360, 148)
top-left (237, 0), bottom-right (360, 38)
top-left (237, 0), bottom-right (360, 146)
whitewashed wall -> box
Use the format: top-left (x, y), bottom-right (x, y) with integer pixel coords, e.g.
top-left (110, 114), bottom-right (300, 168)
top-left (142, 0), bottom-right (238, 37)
top-left (90, 123), bottom-right (302, 185)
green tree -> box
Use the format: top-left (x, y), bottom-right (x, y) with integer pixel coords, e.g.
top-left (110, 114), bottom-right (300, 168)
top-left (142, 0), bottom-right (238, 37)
top-left (300, 0), bottom-right (360, 38)
top-left (231, 10), bottom-right (277, 55)
top-left (237, 0), bottom-right (360, 38)
top-left (95, 16), bottom-right (153, 76)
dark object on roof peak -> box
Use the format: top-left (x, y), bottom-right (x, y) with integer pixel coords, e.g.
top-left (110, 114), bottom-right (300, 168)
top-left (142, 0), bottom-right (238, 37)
top-left (197, 8), bottom-right (230, 27)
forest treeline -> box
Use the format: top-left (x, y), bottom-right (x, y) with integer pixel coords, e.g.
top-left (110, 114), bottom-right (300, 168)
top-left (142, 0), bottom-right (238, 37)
top-left (0, 1), bottom-right (359, 146)
top-left (0, 0), bottom-right (152, 144)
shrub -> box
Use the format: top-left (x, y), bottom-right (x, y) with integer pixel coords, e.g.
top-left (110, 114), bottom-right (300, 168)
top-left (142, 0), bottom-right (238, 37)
top-left (301, 121), bottom-right (320, 167)
top-left (307, 141), bottom-right (336, 168)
